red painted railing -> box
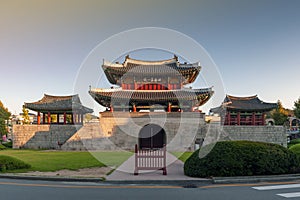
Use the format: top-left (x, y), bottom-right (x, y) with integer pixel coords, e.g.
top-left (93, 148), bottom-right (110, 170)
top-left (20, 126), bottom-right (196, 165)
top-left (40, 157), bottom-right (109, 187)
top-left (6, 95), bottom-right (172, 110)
top-left (134, 144), bottom-right (167, 175)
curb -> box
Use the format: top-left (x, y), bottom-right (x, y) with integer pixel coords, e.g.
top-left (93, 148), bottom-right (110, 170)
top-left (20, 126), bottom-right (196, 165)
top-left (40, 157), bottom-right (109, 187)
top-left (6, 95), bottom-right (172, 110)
top-left (1, 173), bottom-right (300, 186)
top-left (0, 174), bottom-right (105, 183)
top-left (0, 173), bottom-right (212, 186)
top-left (212, 174), bottom-right (300, 184)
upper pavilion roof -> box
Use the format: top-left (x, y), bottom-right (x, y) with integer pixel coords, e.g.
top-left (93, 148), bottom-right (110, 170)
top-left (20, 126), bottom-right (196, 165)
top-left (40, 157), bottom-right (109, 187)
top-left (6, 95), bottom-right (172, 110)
top-left (102, 55), bottom-right (201, 85)
top-left (25, 94), bottom-right (93, 114)
top-left (89, 87), bottom-right (213, 108)
top-left (210, 95), bottom-right (278, 112)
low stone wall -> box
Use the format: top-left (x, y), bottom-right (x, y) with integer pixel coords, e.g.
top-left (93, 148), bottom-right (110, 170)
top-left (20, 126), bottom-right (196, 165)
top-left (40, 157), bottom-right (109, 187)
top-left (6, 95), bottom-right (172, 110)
top-left (222, 125), bottom-right (287, 147)
top-left (12, 125), bottom-right (81, 149)
top-left (195, 125), bottom-right (287, 148)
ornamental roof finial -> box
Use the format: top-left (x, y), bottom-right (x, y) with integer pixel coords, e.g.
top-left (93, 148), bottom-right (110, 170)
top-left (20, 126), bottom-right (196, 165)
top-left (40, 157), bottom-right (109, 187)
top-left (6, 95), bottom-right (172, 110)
top-left (174, 54), bottom-right (178, 61)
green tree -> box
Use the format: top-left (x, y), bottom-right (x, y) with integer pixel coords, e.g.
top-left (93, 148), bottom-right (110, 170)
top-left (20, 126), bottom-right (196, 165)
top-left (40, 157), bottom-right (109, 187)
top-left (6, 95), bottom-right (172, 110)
top-left (22, 105), bottom-right (30, 124)
top-left (0, 101), bottom-right (11, 136)
top-left (294, 97), bottom-right (300, 119)
top-left (84, 113), bottom-right (92, 122)
top-left (271, 100), bottom-right (288, 125)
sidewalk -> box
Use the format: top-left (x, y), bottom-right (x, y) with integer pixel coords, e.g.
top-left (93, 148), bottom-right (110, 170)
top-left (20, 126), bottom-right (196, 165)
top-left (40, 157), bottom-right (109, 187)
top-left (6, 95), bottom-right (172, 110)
top-left (106, 152), bottom-right (205, 181)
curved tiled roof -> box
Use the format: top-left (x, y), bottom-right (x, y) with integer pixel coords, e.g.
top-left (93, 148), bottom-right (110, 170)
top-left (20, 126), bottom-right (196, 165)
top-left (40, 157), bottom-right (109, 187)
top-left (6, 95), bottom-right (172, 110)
top-left (25, 94), bottom-right (93, 114)
top-left (210, 94), bottom-right (278, 112)
top-left (102, 55), bottom-right (201, 85)
top-left (89, 88), bottom-right (213, 108)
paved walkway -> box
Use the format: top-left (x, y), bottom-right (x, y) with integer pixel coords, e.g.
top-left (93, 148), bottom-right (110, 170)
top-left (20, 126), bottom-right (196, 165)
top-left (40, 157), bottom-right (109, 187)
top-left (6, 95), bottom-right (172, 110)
top-left (107, 152), bottom-right (204, 181)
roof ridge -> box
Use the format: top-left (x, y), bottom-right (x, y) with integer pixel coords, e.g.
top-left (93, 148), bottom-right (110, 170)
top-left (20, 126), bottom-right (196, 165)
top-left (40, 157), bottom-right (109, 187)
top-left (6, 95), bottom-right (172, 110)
top-left (123, 55), bottom-right (178, 66)
top-left (226, 94), bottom-right (258, 100)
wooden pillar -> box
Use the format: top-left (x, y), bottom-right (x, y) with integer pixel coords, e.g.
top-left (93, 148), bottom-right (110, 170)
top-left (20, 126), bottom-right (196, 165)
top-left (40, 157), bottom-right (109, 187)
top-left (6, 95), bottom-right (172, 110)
top-left (73, 112), bottom-right (77, 124)
top-left (43, 113), bottom-right (45, 124)
top-left (81, 114), bottom-right (84, 124)
top-left (57, 114), bottom-right (59, 124)
top-left (63, 112), bottom-right (66, 124)
top-left (262, 112), bottom-right (265, 126)
top-left (71, 113), bottom-right (74, 124)
top-left (48, 112), bottom-right (51, 124)
top-left (167, 103), bottom-right (171, 113)
top-left (133, 104), bottom-right (137, 112)
top-left (227, 112), bottom-right (231, 125)
top-left (252, 112), bottom-right (255, 126)
top-left (134, 82), bottom-right (137, 90)
top-left (237, 112), bottom-right (240, 125)
top-left (37, 112), bottom-right (41, 125)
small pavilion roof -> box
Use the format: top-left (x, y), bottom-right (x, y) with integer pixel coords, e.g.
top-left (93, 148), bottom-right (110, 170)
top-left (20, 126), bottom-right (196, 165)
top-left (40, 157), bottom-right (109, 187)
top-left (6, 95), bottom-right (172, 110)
top-left (210, 95), bottom-right (278, 113)
top-left (24, 94), bottom-right (93, 114)
top-left (102, 55), bottom-right (201, 85)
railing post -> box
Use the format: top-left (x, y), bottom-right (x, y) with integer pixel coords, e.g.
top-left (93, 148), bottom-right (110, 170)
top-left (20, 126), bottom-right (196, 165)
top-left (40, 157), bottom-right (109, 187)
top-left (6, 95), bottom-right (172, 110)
top-left (163, 145), bottom-right (167, 175)
top-left (134, 144), bottom-right (138, 175)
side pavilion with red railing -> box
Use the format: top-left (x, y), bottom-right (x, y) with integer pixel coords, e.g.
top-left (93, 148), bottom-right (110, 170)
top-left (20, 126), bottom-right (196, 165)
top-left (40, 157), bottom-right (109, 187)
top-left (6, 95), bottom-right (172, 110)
top-left (24, 94), bottom-right (93, 125)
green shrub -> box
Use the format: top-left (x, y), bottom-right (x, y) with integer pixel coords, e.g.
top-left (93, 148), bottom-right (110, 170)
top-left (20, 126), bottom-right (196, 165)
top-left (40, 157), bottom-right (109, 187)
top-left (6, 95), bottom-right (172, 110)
top-left (289, 143), bottom-right (300, 155)
top-left (0, 144), bottom-right (6, 150)
top-left (2, 141), bottom-right (12, 148)
top-left (0, 155), bottom-right (31, 172)
top-left (184, 141), bottom-right (300, 177)
top-left (289, 138), bottom-right (300, 145)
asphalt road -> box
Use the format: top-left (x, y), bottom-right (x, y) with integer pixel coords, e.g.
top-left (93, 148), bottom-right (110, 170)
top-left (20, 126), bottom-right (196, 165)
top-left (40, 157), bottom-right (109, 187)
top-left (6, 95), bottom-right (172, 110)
top-left (0, 178), bottom-right (300, 200)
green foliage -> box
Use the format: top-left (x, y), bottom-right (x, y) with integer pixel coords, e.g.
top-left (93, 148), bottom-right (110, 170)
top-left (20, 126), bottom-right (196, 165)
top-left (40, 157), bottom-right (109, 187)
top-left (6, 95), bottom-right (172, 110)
top-left (84, 113), bottom-right (92, 122)
top-left (0, 144), bottom-right (6, 150)
top-left (0, 101), bottom-right (10, 136)
top-left (271, 100), bottom-right (288, 125)
top-left (184, 141), bottom-right (300, 177)
top-left (294, 97), bottom-right (300, 119)
top-left (289, 143), bottom-right (300, 155)
top-left (0, 101), bottom-right (10, 119)
top-left (2, 141), bottom-right (12, 148)
top-left (289, 138), bottom-right (300, 145)
top-left (0, 155), bottom-right (31, 172)
top-left (22, 105), bottom-right (30, 124)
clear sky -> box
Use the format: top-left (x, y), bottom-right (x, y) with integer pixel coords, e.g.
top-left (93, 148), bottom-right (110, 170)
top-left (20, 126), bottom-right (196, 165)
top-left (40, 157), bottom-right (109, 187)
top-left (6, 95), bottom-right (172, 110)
top-left (0, 0), bottom-right (299, 114)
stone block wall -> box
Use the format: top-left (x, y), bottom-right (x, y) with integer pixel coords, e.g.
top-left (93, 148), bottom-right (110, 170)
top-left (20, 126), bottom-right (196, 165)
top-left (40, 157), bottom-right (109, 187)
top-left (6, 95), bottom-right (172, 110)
top-left (98, 112), bottom-right (206, 151)
top-left (12, 113), bottom-right (287, 151)
top-left (12, 125), bottom-right (81, 149)
top-left (222, 125), bottom-right (287, 147)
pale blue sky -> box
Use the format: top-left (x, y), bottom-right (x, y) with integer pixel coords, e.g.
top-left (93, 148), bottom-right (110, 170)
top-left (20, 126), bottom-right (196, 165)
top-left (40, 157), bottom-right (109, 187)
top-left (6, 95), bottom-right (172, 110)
top-left (0, 0), bottom-right (299, 114)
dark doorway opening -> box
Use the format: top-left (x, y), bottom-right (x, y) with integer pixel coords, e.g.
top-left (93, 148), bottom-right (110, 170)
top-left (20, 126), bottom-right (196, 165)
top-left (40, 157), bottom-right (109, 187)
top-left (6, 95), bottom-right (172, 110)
top-left (138, 124), bottom-right (166, 149)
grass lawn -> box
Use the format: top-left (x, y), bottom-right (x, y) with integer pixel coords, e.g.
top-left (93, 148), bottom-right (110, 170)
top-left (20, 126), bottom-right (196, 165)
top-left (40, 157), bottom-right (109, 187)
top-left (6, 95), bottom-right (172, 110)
top-left (171, 152), bottom-right (193, 162)
top-left (0, 150), bottom-right (132, 172)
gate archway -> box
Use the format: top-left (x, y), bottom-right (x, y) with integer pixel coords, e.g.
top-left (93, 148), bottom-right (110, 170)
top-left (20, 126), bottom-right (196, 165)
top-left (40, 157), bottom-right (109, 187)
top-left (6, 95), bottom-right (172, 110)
top-left (138, 124), bottom-right (166, 149)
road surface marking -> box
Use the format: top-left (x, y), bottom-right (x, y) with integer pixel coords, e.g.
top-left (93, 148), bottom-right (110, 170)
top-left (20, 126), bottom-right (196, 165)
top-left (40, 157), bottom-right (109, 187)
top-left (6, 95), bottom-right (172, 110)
top-left (277, 192), bottom-right (300, 198)
top-left (200, 182), bottom-right (297, 189)
top-left (252, 184), bottom-right (300, 191)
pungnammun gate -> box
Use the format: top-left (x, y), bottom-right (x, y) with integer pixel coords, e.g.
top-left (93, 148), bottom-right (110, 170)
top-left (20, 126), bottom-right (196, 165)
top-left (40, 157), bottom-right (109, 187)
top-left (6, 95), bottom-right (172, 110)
top-left (88, 55), bottom-right (214, 150)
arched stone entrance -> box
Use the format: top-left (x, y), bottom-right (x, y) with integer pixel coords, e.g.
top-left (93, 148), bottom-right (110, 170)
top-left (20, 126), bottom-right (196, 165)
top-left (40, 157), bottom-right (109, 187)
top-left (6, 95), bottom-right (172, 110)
top-left (138, 124), bottom-right (166, 149)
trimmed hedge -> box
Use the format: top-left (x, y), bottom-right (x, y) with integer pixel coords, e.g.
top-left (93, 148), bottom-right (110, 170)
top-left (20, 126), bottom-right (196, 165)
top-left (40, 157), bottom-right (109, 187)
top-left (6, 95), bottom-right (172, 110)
top-left (289, 138), bottom-right (300, 145)
top-left (0, 155), bottom-right (31, 172)
top-left (289, 143), bottom-right (300, 155)
top-left (184, 141), bottom-right (300, 177)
